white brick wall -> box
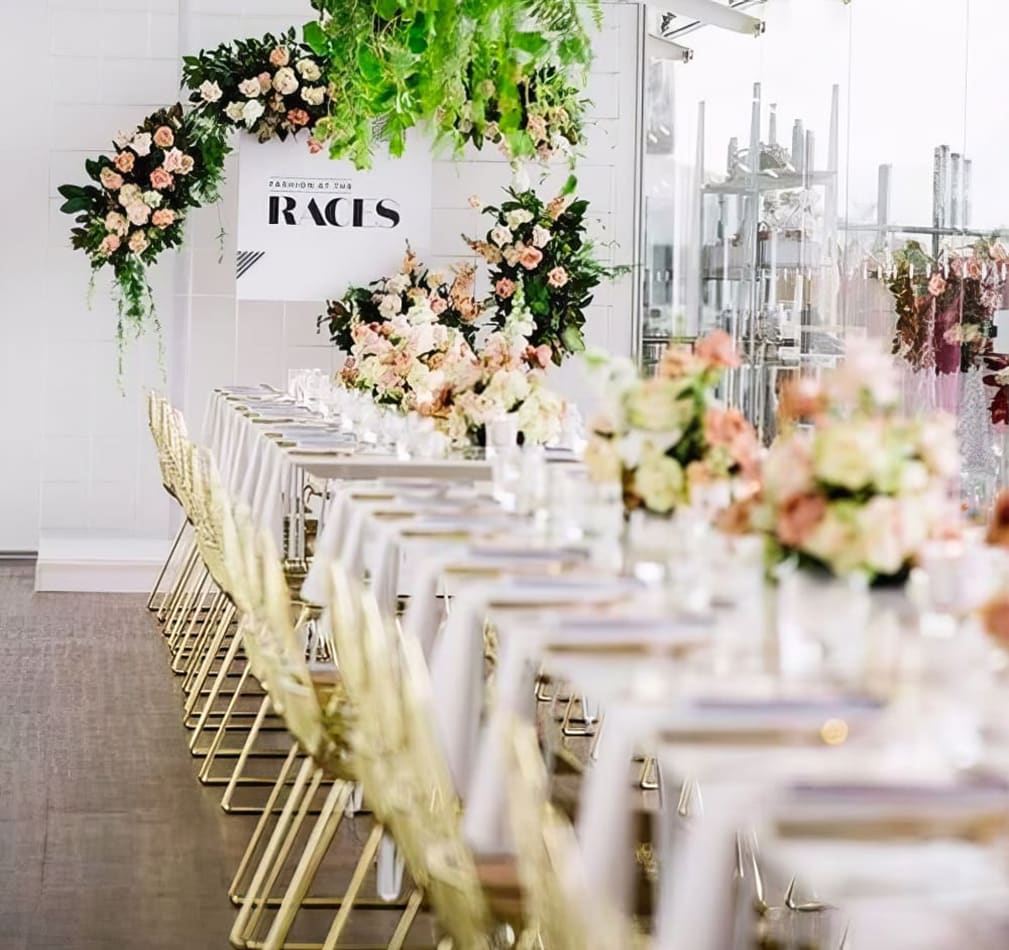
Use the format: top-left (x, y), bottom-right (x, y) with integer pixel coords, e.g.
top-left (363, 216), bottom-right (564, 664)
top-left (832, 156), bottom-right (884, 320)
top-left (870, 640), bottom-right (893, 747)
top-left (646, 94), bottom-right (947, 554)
top-left (0, 0), bottom-right (642, 561)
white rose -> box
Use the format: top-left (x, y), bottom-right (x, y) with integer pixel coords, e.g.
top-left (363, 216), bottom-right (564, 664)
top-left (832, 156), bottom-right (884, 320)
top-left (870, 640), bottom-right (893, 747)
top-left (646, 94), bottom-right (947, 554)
top-left (856, 497), bottom-right (911, 577)
top-left (486, 369), bottom-right (532, 410)
top-left (517, 387), bottom-right (564, 445)
top-left (273, 67), bottom-right (299, 96)
top-left (118, 184), bottom-right (142, 207)
top-left (225, 101), bottom-right (246, 123)
top-left (812, 421), bottom-right (884, 491)
top-left (199, 80), bottom-right (223, 103)
top-left (633, 450), bottom-right (685, 514)
top-left (238, 77), bottom-right (262, 98)
top-left (142, 190), bottom-right (163, 208)
top-left (531, 225), bottom-right (552, 248)
top-left (130, 132), bottom-right (152, 157)
top-left (113, 129), bottom-right (131, 149)
top-left (490, 225), bottom-right (513, 247)
top-left (384, 274), bottom-right (410, 294)
top-left (505, 209), bottom-right (534, 229)
top-left (406, 300), bottom-right (436, 325)
top-left (409, 321), bottom-right (436, 354)
top-left (377, 294), bottom-right (402, 319)
top-left (300, 85), bottom-right (325, 106)
top-left (623, 377), bottom-right (693, 433)
top-left (126, 201), bottom-right (151, 226)
top-left (425, 270), bottom-right (446, 289)
top-left (296, 59), bottom-right (322, 81)
top-left (242, 99), bottom-right (266, 128)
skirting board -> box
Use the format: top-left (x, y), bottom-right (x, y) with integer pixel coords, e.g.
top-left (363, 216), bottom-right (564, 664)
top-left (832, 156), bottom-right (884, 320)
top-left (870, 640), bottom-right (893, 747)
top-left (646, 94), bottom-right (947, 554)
top-left (35, 536), bottom-right (172, 593)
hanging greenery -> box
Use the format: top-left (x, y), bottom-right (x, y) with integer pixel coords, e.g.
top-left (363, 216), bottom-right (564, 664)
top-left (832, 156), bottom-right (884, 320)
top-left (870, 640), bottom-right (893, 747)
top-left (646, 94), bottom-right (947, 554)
top-left (304, 0), bottom-right (600, 167)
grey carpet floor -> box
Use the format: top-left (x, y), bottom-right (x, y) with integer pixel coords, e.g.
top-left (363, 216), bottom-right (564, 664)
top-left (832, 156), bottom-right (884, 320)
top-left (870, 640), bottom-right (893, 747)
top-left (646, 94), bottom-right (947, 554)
top-left (0, 560), bottom-right (407, 950)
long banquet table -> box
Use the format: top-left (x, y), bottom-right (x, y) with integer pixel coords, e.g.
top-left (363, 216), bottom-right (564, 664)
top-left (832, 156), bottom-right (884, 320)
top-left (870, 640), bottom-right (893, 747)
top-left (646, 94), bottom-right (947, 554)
top-left (197, 383), bottom-right (1009, 948)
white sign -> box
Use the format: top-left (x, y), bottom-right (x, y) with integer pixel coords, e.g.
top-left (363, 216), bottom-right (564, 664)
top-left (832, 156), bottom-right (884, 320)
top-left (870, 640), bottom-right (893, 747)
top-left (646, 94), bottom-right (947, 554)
top-left (236, 136), bottom-right (433, 301)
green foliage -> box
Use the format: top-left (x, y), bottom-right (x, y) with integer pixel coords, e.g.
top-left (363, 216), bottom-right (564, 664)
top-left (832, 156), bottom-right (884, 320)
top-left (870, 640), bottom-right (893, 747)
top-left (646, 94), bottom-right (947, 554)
top-left (467, 185), bottom-right (625, 363)
top-left (307, 0), bottom-right (600, 168)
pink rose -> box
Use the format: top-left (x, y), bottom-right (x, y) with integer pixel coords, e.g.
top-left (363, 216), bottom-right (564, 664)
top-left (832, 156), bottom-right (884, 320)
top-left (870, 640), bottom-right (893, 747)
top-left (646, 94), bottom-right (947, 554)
top-left (704, 407), bottom-right (749, 448)
top-left (98, 234), bottom-right (121, 256)
top-left (100, 167), bottom-right (123, 190)
top-left (695, 329), bottom-right (740, 368)
top-left (524, 344), bottom-right (552, 369)
top-left (177, 155), bottom-right (194, 175)
top-left (495, 277), bottom-right (516, 299)
top-left (152, 126), bottom-right (174, 149)
top-left (928, 273), bottom-right (947, 296)
top-left (777, 494), bottom-right (827, 547)
top-left (518, 245), bottom-right (543, 270)
top-left (151, 208), bottom-right (176, 228)
top-left (307, 137), bottom-right (323, 154)
top-left (114, 151), bottom-right (135, 173)
top-left (286, 108), bottom-right (310, 127)
top-left (149, 167), bottom-right (173, 190)
top-left (105, 211), bottom-right (128, 235)
top-left (547, 266), bottom-right (569, 288)
top-left (162, 148), bottom-right (184, 173)
top-left (430, 297), bottom-right (448, 315)
top-left (128, 229), bottom-right (149, 254)
top-left (126, 202), bottom-right (151, 226)
top-left (258, 71), bottom-right (273, 93)
top-left (269, 46), bottom-right (290, 67)
top-left (966, 259), bottom-right (983, 280)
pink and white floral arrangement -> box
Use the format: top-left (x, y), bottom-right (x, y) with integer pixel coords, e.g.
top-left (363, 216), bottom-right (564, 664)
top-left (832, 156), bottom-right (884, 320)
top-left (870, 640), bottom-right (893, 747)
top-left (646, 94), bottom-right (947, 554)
top-left (57, 104), bottom-right (221, 368)
top-left (757, 340), bottom-right (959, 581)
top-left (183, 30), bottom-right (330, 146)
top-left (332, 252), bottom-right (565, 448)
top-left (584, 331), bottom-right (761, 516)
top-left (467, 183), bottom-right (623, 365)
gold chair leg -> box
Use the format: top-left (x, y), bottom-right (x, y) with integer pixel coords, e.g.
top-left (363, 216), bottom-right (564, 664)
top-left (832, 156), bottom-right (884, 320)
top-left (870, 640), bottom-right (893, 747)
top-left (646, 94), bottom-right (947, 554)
top-left (242, 765), bottom-right (326, 944)
top-left (189, 615), bottom-right (243, 753)
top-left (185, 602), bottom-right (236, 721)
top-left (320, 823), bottom-right (385, 950)
top-left (229, 743), bottom-right (300, 904)
top-left (157, 540), bottom-right (197, 625)
top-left (170, 570), bottom-right (213, 672)
top-left (231, 755), bottom-right (316, 945)
top-left (198, 662), bottom-right (252, 783)
top-left (261, 781), bottom-right (354, 950)
top-left (148, 520), bottom-right (186, 611)
top-left (179, 590), bottom-right (228, 686)
top-left (167, 564), bottom-right (209, 651)
top-left (222, 694), bottom-right (272, 813)
top-left (387, 887), bottom-right (424, 950)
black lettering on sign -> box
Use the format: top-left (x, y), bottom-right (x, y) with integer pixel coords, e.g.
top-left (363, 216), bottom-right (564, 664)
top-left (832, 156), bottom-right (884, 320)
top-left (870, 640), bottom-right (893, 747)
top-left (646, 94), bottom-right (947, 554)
top-left (267, 195), bottom-right (404, 228)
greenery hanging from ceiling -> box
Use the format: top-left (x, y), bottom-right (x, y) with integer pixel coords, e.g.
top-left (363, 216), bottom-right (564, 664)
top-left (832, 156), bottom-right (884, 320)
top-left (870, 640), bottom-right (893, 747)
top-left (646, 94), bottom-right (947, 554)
top-left (305, 0), bottom-right (600, 167)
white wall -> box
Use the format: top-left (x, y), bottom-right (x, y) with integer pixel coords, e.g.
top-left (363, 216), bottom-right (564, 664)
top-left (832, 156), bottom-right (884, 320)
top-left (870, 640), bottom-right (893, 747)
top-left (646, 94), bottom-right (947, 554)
top-left (0, 0), bottom-right (641, 581)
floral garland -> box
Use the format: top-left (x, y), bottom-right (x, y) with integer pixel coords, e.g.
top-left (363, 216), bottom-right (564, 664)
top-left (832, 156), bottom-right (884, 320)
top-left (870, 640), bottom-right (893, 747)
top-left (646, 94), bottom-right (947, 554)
top-left (182, 30), bottom-right (330, 147)
top-left (584, 331), bottom-right (760, 516)
top-left (57, 104), bottom-right (227, 370)
top-left (467, 184), bottom-right (620, 364)
top-left (755, 341), bottom-right (958, 582)
top-left (318, 246), bottom-right (482, 352)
